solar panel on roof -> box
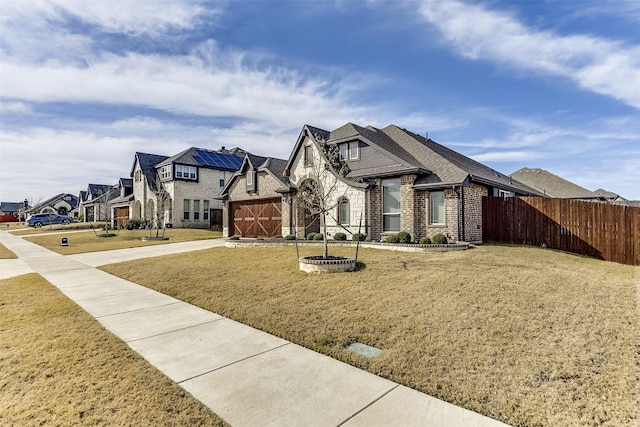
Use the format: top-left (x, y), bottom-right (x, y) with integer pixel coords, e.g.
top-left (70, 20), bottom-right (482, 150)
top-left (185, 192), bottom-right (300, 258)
top-left (193, 149), bottom-right (243, 170)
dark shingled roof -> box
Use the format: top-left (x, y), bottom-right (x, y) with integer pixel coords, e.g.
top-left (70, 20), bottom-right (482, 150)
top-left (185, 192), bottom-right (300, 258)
top-left (131, 152), bottom-right (169, 190)
top-left (0, 202), bottom-right (24, 213)
top-left (298, 123), bottom-right (540, 195)
top-left (510, 167), bottom-right (597, 199)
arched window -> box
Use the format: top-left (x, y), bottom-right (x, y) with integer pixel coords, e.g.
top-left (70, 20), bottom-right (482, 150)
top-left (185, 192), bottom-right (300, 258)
top-left (338, 197), bottom-right (350, 225)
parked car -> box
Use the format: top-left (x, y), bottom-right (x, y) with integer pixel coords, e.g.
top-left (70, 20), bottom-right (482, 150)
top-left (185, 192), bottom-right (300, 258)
top-left (27, 213), bottom-right (73, 227)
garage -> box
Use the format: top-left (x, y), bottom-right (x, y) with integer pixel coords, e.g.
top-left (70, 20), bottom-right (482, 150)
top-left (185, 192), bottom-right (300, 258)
top-left (114, 207), bottom-right (130, 227)
top-left (231, 198), bottom-right (282, 237)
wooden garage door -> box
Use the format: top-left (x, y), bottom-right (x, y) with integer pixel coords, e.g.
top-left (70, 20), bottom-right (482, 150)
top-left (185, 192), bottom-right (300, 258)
top-left (232, 198), bottom-right (282, 238)
top-left (115, 207), bottom-right (130, 227)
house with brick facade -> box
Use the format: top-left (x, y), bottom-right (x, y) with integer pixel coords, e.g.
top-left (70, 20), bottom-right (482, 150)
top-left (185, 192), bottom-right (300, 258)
top-left (278, 123), bottom-right (541, 243)
top-left (131, 147), bottom-right (245, 229)
top-left (218, 153), bottom-right (289, 237)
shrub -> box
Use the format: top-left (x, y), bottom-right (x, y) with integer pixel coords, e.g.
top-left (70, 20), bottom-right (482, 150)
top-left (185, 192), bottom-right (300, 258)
top-left (419, 236), bottom-right (432, 245)
top-left (333, 232), bottom-right (347, 241)
top-left (432, 233), bottom-right (448, 244)
top-left (274, 235), bottom-right (283, 239)
top-left (284, 234), bottom-right (296, 240)
top-left (123, 218), bottom-right (148, 230)
top-left (385, 235), bottom-right (399, 243)
top-left (396, 231), bottom-right (412, 244)
top-left (306, 232), bottom-right (317, 240)
top-left (352, 233), bottom-right (366, 241)
top-left (228, 236), bottom-right (240, 240)
top-left (313, 233), bottom-right (324, 240)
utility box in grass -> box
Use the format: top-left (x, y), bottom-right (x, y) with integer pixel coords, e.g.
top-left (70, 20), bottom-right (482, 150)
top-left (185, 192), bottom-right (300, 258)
top-left (60, 237), bottom-right (68, 246)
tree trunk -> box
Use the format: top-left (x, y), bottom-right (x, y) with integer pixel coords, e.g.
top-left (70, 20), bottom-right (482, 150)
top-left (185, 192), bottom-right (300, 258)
top-left (321, 211), bottom-right (329, 259)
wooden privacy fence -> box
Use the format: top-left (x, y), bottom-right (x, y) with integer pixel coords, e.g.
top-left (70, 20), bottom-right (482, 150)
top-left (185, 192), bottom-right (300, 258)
top-left (482, 197), bottom-right (640, 266)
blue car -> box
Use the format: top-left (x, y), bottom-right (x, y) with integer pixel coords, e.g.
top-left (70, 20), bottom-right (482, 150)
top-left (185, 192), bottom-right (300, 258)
top-left (27, 213), bottom-right (73, 227)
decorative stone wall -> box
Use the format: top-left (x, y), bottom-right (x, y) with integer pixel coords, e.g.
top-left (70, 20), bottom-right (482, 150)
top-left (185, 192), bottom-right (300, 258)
top-left (288, 136), bottom-right (368, 240)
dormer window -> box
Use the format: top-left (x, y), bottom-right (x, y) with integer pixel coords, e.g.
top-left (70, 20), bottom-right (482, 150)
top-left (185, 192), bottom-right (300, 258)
top-left (339, 142), bottom-right (359, 160)
top-left (175, 165), bottom-right (197, 180)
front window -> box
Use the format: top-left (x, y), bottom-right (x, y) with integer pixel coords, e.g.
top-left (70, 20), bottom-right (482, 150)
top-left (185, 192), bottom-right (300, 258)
top-left (203, 200), bottom-right (209, 221)
top-left (304, 145), bottom-right (313, 166)
top-left (429, 191), bottom-right (445, 225)
top-left (183, 199), bottom-right (190, 220)
top-left (338, 197), bottom-right (350, 225)
top-left (219, 171), bottom-right (225, 187)
top-left (175, 165), bottom-right (197, 180)
top-left (382, 178), bottom-right (401, 232)
top-left (160, 165), bottom-right (172, 180)
top-left (194, 200), bottom-right (200, 220)
top-left (135, 170), bottom-right (142, 182)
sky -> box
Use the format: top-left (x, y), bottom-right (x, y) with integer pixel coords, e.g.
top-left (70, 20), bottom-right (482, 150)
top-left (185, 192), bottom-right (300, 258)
top-left (1, 0), bottom-right (639, 203)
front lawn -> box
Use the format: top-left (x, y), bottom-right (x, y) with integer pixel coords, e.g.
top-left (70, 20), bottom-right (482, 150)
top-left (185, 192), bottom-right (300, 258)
top-left (0, 273), bottom-right (227, 426)
top-left (0, 242), bottom-right (17, 259)
top-left (101, 245), bottom-right (640, 427)
top-left (22, 228), bottom-right (222, 255)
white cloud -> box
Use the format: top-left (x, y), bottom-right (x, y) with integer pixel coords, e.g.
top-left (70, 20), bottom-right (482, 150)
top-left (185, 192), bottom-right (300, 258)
top-left (471, 150), bottom-right (542, 163)
top-left (419, 0), bottom-right (640, 109)
top-left (0, 101), bottom-right (33, 114)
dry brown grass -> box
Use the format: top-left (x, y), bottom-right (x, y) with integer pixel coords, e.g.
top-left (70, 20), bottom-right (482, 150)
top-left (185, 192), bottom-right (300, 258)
top-left (21, 228), bottom-right (222, 255)
top-left (0, 273), bottom-right (228, 426)
top-left (102, 244), bottom-right (640, 427)
top-left (0, 242), bottom-right (17, 259)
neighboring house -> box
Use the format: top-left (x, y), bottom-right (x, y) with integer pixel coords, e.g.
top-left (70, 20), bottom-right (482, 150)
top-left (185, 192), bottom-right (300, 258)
top-left (108, 178), bottom-right (134, 227)
top-left (276, 123), bottom-right (541, 243)
top-left (509, 168), bottom-right (601, 200)
top-left (131, 147), bottom-right (245, 229)
top-left (218, 153), bottom-right (289, 237)
top-left (0, 201), bottom-right (27, 222)
top-left (130, 152), bottom-right (170, 223)
top-left (592, 188), bottom-right (626, 202)
top-left (78, 184), bottom-right (115, 222)
top-left (26, 193), bottom-right (79, 218)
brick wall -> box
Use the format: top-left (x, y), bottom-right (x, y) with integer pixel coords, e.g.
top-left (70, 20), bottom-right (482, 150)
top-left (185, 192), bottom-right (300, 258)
top-left (463, 183), bottom-right (487, 243)
top-left (400, 175), bottom-right (417, 238)
top-left (369, 181), bottom-right (382, 241)
top-left (424, 188), bottom-right (459, 241)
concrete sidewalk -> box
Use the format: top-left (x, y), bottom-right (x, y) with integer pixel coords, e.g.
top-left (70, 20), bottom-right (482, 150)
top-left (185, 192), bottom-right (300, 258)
top-left (0, 231), bottom-right (509, 427)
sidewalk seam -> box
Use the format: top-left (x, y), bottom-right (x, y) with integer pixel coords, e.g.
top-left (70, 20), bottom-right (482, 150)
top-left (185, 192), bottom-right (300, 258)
top-left (335, 384), bottom-right (400, 426)
top-left (177, 342), bottom-right (292, 385)
top-left (122, 317), bottom-right (227, 342)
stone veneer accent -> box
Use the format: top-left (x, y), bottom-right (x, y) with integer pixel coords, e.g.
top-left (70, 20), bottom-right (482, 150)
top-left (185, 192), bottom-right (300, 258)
top-left (298, 256), bottom-right (357, 274)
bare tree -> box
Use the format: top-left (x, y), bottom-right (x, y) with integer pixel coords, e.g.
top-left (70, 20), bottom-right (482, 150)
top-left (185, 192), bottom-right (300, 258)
top-left (296, 134), bottom-right (350, 259)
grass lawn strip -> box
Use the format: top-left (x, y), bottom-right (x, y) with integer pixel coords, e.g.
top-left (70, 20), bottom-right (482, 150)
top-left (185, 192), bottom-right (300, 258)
top-left (21, 228), bottom-right (222, 255)
top-left (0, 273), bottom-right (228, 426)
top-left (0, 242), bottom-right (17, 259)
top-left (102, 245), bottom-right (640, 427)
